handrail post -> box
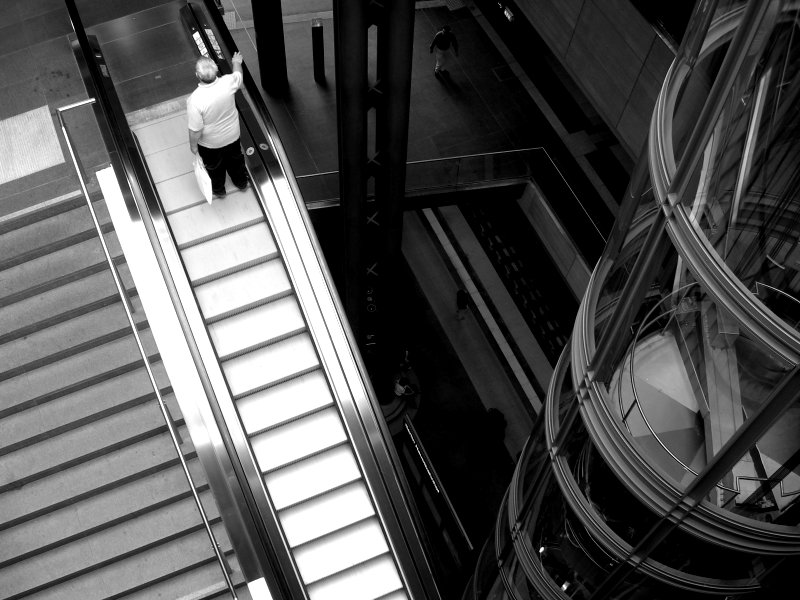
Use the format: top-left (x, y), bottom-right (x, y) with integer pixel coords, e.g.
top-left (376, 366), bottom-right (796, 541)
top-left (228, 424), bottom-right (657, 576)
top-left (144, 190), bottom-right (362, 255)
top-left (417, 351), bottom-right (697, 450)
top-left (57, 101), bottom-right (238, 600)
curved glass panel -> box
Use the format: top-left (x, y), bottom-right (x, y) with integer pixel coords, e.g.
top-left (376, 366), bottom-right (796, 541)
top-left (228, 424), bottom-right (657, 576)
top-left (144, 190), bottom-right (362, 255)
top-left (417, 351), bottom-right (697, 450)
top-left (469, 524), bottom-right (514, 600)
top-left (677, 3), bottom-right (800, 332)
top-left (716, 395), bottom-right (800, 527)
top-left (593, 212), bottom-right (657, 342)
top-left (605, 275), bottom-right (794, 496)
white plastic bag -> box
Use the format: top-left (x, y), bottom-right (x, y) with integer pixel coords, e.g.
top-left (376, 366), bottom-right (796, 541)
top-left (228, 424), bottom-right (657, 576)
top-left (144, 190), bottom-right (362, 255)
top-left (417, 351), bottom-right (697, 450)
top-left (193, 155), bottom-right (213, 203)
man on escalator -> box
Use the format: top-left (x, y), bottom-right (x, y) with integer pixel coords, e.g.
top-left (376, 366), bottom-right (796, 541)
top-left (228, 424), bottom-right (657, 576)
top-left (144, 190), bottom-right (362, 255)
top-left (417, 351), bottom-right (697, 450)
top-left (187, 51), bottom-right (249, 199)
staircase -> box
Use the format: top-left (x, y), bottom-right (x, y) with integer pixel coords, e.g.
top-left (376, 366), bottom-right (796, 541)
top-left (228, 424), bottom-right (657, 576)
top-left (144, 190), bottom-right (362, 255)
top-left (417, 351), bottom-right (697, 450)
top-left (0, 194), bottom-right (248, 600)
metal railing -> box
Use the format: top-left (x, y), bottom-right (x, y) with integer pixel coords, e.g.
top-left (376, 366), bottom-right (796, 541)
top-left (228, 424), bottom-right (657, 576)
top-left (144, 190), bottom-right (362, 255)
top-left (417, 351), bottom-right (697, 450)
top-left (401, 416), bottom-right (474, 555)
top-left (57, 98), bottom-right (238, 600)
top-left (296, 147), bottom-right (607, 245)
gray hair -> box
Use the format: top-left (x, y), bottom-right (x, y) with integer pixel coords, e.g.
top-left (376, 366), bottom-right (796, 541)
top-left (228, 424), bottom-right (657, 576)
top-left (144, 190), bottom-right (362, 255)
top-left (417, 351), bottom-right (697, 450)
top-left (195, 57), bottom-right (219, 83)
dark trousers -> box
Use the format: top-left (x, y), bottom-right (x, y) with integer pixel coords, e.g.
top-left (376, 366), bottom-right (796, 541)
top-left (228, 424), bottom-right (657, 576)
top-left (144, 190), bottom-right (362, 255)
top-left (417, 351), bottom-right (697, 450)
top-left (198, 140), bottom-right (248, 195)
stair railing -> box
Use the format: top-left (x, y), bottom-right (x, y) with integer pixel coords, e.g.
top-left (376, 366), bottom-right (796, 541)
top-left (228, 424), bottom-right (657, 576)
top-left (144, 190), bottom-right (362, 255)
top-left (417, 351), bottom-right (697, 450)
top-left (57, 98), bottom-right (238, 600)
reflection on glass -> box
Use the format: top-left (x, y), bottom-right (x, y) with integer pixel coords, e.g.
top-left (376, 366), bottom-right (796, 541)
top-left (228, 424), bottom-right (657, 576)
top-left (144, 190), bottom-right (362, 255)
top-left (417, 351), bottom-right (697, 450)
top-left (605, 274), bottom-right (793, 496)
top-left (593, 211), bottom-right (657, 342)
top-left (679, 4), bottom-right (800, 332)
top-left (720, 396), bottom-right (800, 526)
top-left (469, 521), bottom-right (514, 600)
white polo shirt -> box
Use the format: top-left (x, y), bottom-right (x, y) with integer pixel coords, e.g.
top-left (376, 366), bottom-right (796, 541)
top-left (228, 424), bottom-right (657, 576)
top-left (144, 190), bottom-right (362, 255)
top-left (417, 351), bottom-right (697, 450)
top-left (187, 71), bottom-right (243, 148)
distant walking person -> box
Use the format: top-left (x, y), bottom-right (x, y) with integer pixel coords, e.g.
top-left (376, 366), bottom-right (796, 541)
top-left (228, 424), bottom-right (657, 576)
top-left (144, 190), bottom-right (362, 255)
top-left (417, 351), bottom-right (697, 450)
top-left (187, 52), bottom-right (248, 199)
top-left (456, 288), bottom-right (469, 320)
top-left (429, 24), bottom-right (459, 77)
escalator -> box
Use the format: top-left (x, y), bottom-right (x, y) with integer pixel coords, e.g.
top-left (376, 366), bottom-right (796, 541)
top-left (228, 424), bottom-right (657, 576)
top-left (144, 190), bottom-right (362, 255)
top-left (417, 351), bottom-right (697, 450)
top-left (61, 1), bottom-right (439, 599)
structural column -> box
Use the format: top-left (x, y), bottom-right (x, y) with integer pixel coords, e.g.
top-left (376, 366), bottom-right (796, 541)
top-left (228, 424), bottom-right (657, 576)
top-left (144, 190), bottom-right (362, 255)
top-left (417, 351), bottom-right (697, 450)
top-left (375, 0), bottom-right (416, 363)
top-left (334, 0), bottom-right (416, 383)
top-left (252, 0), bottom-right (288, 95)
top-left (333, 0), bottom-right (370, 351)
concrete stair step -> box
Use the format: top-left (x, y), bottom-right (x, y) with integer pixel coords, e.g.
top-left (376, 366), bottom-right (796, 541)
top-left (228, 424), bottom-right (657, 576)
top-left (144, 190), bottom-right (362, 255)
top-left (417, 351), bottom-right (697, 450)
top-left (0, 232), bottom-right (123, 305)
top-left (0, 329), bottom-right (160, 418)
top-left (1, 490), bottom-right (222, 598)
top-left (0, 425), bottom-right (192, 530)
top-left (0, 265), bottom-right (135, 345)
top-left (0, 395), bottom-right (182, 494)
top-left (121, 563), bottom-right (252, 600)
top-left (0, 194), bottom-right (85, 237)
top-left (0, 364), bottom-right (169, 457)
top-left (0, 461), bottom-right (210, 567)
top-left (0, 298), bottom-right (146, 379)
top-left (2, 521), bottom-right (233, 600)
top-left (0, 199), bottom-right (111, 267)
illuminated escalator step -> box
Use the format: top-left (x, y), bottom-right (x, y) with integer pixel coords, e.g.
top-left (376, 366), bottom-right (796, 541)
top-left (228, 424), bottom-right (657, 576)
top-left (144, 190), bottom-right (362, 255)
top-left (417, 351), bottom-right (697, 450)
top-left (237, 370), bottom-right (333, 435)
top-left (279, 481), bottom-right (375, 547)
top-left (210, 296), bottom-right (305, 360)
top-left (293, 518), bottom-right (390, 584)
top-left (265, 444), bottom-right (361, 510)
top-left (305, 554), bottom-right (403, 600)
top-left (182, 222), bottom-right (277, 284)
top-left (194, 261), bottom-right (291, 322)
top-left (250, 406), bottom-right (346, 472)
top-left (132, 112), bottom-right (188, 157)
top-left (145, 144), bottom-right (193, 184)
top-left (372, 592), bottom-right (408, 600)
top-left (156, 172), bottom-right (207, 214)
top-left (168, 193), bottom-right (263, 249)
top-left (223, 334), bottom-right (318, 397)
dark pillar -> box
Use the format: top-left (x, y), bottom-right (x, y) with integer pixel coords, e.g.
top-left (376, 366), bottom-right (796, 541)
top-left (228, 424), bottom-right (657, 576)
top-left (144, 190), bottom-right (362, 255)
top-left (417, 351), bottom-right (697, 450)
top-left (312, 19), bottom-right (325, 83)
top-left (374, 0), bottom-right (416, 367)
top-left (333, 0), bottom-right (416, 384)
top-left (251, 0), bottom-right (288, 95)
top-left (333, 0), bottom-right (369, 349)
